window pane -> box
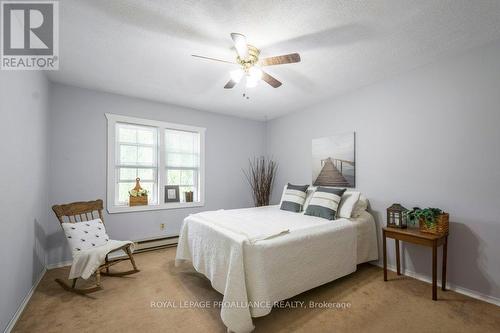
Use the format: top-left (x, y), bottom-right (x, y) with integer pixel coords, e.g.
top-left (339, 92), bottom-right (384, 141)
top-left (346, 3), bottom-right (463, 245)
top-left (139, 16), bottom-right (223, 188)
top-left (167, 169), bottom-right (181, 185)
top-left (137, 129), bottom-right (154, 144)
top-left (119, 168), bottom-right (137, 181)
top-left (120, 145), bottom-right (137, 164)
top-left (181, 153), bottom-right (197, 167)
top-left (137, 168), bottom-right (154, 181)
top-left (180, 170), bottom-right (194, 185)
top-left (115, 123), bottom-right (159, 205)
top-left (166, 153), bottom-right (181, 167)
top-left (119, 168), bottom-right (155, 182)
top-left (166, 153), bottom-right (198, 168)
top-left (165, 130), bottom-right (200, 169)
top-left (117, 123), bottom-right (157, 145)
top-left (118, 182), bottom-right (134, 203)
top-left (166, 169), bottom-right (197, 186)
top-left (137, 146), bottom-right (154, 165)
top-left (118, 127), bottom-right (136, 143)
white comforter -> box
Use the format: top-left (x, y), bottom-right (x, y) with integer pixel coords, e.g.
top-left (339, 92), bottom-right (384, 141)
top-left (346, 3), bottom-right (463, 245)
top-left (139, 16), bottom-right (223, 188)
top-left (175, 206), bottom-right (378, 333)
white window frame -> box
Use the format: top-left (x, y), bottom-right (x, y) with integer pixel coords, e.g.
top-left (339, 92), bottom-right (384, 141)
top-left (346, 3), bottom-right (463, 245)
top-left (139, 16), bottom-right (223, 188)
top-left (106, 113), bottom-right (206, 214)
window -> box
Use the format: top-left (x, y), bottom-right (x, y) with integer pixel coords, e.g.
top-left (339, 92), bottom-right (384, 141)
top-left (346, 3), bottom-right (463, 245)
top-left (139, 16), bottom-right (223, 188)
top-left (165, 129), bottom-right (200, 202)
top-left (106, 114), bottom-right (205, 213)
top-left (116, 123), bottom-right (158, 205)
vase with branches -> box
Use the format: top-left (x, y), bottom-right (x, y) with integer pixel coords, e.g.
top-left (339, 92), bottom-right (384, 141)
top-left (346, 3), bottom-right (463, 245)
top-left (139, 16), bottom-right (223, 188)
top-left (243, 157), bottom-right (278, 207)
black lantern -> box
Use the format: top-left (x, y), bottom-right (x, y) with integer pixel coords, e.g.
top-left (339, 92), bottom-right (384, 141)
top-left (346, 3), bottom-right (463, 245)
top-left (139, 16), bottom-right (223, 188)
top-left (387, 203), bottom-right (408, 229)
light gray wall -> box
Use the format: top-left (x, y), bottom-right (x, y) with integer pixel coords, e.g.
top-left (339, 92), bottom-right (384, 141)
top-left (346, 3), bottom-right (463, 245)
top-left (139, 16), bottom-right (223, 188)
top-left (47, 84), bottom-right (266, 266)
top-left (266, 41), bottom-right (500, 300)
top-left (0, 71), bottom-right (49, 332)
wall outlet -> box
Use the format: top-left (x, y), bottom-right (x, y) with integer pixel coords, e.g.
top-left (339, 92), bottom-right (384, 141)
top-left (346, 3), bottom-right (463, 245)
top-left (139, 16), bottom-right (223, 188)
top-left (160, 223), bottom-right (165, 230)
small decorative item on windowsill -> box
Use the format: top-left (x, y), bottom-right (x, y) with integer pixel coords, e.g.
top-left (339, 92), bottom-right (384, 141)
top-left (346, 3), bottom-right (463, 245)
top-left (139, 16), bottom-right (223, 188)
top-left (407, 207), bottom-right (449, 235)
top-left (185, 191), bottom-right (194, 203)
top-left (164, 185), bottom-right (180, 203)
top-left (387, 203), bottom-right (408, 229)
top-left (129, 178), bottom-right (148, 206)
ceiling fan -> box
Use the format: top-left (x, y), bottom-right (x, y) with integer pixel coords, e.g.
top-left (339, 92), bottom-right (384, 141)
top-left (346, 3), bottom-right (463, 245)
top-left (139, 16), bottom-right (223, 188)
top-left (192, 33), bottom-right (301, 89)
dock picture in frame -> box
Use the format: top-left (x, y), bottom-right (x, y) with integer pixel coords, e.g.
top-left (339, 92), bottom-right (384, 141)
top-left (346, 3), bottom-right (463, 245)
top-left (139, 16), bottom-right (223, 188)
top-left (312, 132), bottom-right (355, 188)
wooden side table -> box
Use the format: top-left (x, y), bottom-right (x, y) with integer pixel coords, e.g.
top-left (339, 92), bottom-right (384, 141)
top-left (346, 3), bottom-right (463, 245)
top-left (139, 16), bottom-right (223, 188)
top-left (382, 227), bottom-right (448, 300)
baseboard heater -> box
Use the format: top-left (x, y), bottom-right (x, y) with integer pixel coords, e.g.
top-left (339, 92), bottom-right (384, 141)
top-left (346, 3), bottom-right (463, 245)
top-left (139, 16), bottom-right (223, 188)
top-left (108, 235), bottom-right (178, 260)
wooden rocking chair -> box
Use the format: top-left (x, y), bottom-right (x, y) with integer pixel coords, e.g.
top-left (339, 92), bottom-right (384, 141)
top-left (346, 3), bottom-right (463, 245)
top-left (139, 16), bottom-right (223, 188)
top-left (52, 199), bottom-right (139, 294)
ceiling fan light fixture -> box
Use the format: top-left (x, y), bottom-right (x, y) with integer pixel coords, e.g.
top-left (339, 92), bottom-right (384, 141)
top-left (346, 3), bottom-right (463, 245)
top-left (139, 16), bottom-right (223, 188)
top-left (230, 69), bottom-right (244, 83)
top-left (248, 66), bottom-right (263, 80)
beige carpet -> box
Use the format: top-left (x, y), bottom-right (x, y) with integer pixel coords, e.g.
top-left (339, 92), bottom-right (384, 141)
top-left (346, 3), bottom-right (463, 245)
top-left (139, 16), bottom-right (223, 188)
top-left (13, 247), bottom-right (500, 333)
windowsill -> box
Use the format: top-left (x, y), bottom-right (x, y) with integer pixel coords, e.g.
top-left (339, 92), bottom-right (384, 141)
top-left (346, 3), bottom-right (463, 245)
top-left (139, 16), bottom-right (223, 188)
top-left (107, 201), bottom-right (205, 214)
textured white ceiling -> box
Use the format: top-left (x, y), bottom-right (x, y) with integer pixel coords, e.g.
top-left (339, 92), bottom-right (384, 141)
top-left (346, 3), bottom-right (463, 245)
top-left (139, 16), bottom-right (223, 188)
top-left (48, 0), bottom-right (500, 120)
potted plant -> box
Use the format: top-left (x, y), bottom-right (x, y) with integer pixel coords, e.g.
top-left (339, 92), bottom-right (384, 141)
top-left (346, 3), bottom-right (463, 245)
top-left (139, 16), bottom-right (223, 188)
top-left (407, 207), bottom-right (449, 235)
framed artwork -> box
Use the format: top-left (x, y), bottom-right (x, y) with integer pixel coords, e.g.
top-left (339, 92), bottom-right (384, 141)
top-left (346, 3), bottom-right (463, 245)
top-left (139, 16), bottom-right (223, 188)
top-left (312, 132), bottom-right (355, 188)
top-left (164, 185), bottom-right (180, 203)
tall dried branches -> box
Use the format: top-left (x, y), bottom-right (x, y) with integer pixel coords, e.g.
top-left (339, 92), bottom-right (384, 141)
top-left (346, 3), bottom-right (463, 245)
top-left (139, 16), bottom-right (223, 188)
top-left (243, 157), bottom-right (278, 207)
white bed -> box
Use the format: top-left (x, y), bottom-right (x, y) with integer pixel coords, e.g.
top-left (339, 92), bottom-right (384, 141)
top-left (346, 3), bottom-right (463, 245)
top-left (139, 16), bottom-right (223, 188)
top-left (175, 205), bottom-right (378, 333)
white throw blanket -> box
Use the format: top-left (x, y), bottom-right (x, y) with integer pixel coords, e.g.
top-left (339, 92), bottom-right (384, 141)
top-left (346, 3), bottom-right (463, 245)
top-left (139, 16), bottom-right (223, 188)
top-left (176, 206), bottom-right (359, 333)
top-left (69, 240), bottom-right (134, 279)
top-left (194, 210), bottom-right (291, 243)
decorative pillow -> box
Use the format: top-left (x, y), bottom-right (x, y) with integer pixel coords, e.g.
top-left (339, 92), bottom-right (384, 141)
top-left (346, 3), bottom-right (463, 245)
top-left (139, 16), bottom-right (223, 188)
top-left (351, 194), bottom-right (368, 218)
top-left (304, 187), bottom-right (346, 220)
top-left (280, 183), bottom-right (309, 212)
top-left (337, 191), bottom-right (361, 218)
top-left (279, 184), bottom-right (288, 204)
top-left (302, 186), bottom-right (317, 213)
top-left (61, 219), bottom-right (110, 254)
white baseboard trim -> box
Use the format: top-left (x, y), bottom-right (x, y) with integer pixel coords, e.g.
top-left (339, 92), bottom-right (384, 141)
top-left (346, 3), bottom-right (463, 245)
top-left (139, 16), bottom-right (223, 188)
top-left (372, 262), bottom-right (500, 307)
top-left (4, 268), bottom-right (46, 333)
top-left (46, 260), bottom-right (72, 270)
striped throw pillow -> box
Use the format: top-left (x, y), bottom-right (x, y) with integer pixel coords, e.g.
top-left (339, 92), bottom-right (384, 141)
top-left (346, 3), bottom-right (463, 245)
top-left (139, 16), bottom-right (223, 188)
top-left (280, 183), bottom-right (309, 212)
top-left (304, 187), bottom-right (346, 220)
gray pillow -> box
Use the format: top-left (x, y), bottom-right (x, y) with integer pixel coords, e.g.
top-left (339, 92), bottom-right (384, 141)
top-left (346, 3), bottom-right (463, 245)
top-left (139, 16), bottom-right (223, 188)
top-left (304, 187), bottom-right (346, 220)
top-left (280, 183), bottom-right (309, 212)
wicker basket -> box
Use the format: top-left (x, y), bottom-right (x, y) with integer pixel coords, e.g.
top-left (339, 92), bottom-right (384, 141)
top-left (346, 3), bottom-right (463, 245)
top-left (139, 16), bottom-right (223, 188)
top-left (129, 195), bottom-right (148, 206)
top-left (129, 177), bottom-right (148, 206)
top-left (419, 213), bottom-right (449, 235)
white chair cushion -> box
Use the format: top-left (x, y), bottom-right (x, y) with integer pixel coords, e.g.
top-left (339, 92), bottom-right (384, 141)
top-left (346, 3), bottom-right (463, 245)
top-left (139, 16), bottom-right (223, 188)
top-left (61, 218), bottom-right (110, 254)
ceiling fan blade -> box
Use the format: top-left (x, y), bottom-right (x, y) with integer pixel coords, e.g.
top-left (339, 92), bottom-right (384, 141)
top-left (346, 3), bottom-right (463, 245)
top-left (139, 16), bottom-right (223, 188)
top-left (230, 33), bottom-right (248, 58)
top-left (261, 71), bottom-right (282, 88)
top-left (191, 54), bottom-right (235, 64)
top-left (224, 79), bottom-right (238, 89)
top-left (260, 53), bottom-right (301, 66)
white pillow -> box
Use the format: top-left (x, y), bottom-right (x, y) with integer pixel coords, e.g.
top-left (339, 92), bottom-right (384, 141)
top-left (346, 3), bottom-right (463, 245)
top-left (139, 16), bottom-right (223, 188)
top-left (62, 219), bottom-right (110, 254)
top-left (279, 184), bottom-right (288, 205)
top-left (351, 194), bottom-right (368, 217)
top-left (337, 191), bottom-right (361, 218)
